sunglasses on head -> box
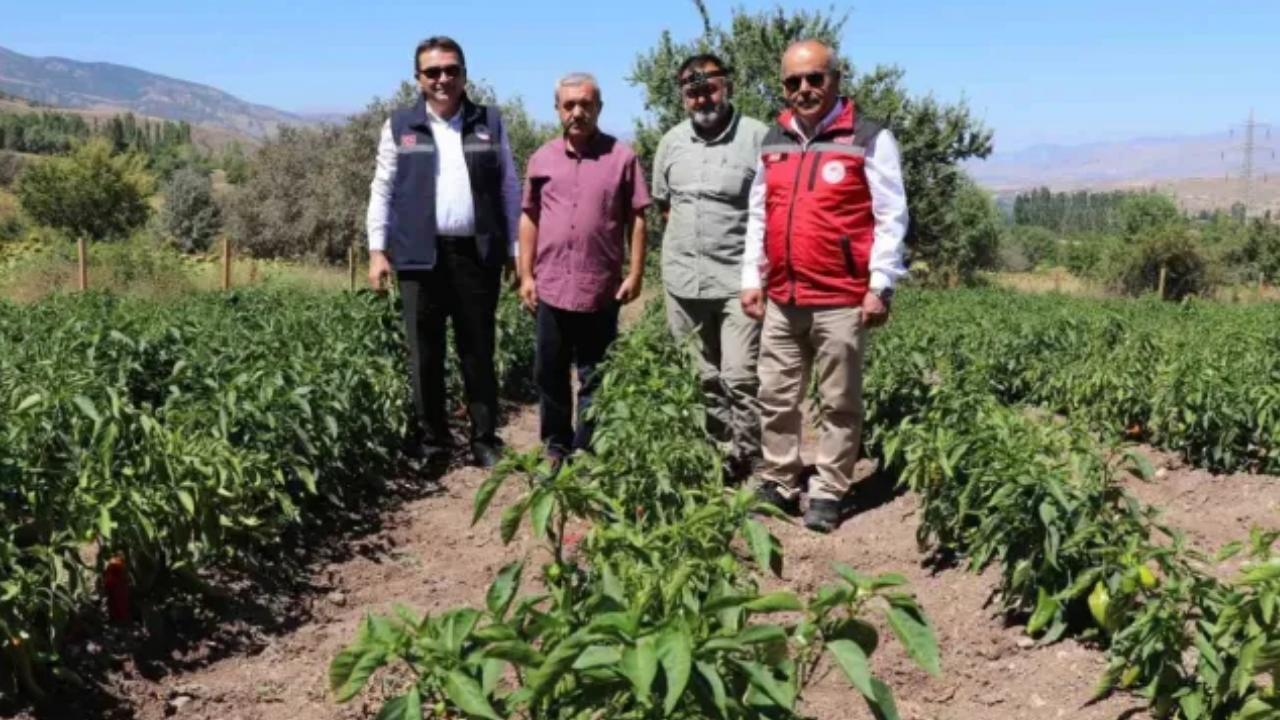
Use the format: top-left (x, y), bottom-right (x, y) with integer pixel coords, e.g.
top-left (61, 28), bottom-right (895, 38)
top-left (419, 63), bottom-right (462, 81)
top-left (783, 71), bottom-right (827, 93)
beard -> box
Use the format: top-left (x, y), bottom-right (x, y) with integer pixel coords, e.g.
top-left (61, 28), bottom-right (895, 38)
top-left (690, 100), bottom-right (731, 130)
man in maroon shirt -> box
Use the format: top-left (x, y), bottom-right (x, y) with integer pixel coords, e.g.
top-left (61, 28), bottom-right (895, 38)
top-left (519, 72), bottom-right (652, 462)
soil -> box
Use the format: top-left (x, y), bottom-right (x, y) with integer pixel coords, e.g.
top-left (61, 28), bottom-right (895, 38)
top-left (7, 407), bottom-right (1278, 720)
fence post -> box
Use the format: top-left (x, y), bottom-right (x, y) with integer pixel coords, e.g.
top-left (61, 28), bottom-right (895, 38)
top-left (77, 237), bottom-right (87, 292)
top-left (222, 236), bottom-right (231, 292)
top-left (348, 244), bottom-right (356, 292)
top-left (1157, 264), bottom-right (1167, 299)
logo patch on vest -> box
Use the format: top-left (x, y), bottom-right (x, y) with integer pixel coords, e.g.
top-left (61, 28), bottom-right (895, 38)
top-left (821, 160), bottom-right (846, 185)
top-left (475, 125), bottom-right (492, 141)
top-left (401, 134), bottom-right (417, 147)
top-left (832, 135), bottom-right (854, 145)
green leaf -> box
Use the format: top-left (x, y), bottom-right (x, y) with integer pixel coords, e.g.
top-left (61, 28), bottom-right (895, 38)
top-left (373, 689), bottom-right (424, 720)
top-left (744, 592), bottom-right (803, 614)
top-left (500, 497), bottom-right (529, 545)
top-left (443, 609), bottom-right (481, 656)
top-left (16, 393), bottom-right (41, 412)
top-left (73, 395), bottom-right (101, 424)
top-left (176, 489), bottom-right (196, 517)
top-left (865, 677), bottom-right (902, 720)
top-left (481, 659), bottom-right (505, 697)
top-left (97, 507), bottom-right (113, 540)
top-left (734, 625), bottom-right (789, 646)
top-left (481, 641), bottom-right (545, 668)
top-left (658, 625), bottom-right (693, 714)
top-left (734, 659), bottom-right (794, 709)
top-left (530, 490), bottom-right (554, 541)
top-left (622, 636), bottom-right (660, 704)
top-left (1026, 587), bottom-right (1059, 636)
top-left (445, 670), bottom-right (501, 720)
top-left (329, 646), bottom-right (388, 703)
top-left (743, 518), bottom-right (778, 576)
top-left (1240, 697), bottom-right (1280, 720)
top-left (827, 639), bottom-right (875, 700)
top-left (573, 646), bottom-right (623, 670)
top-left (472, 471), bottom-right (511, 526)
top-left (885, 604), bottom-right (942, 678)
top-left (695, 661), bottom-right (728, 718)
top-left (485, 562), bottom-right (522, 619)
top-left (1179, 691), bottom-right (1204, 720)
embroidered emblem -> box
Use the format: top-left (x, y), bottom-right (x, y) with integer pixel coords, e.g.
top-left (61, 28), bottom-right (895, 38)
top-left (765, 153), bottom-right (783, 162)
top-left (401, 134), bottom-right (417, 147)
top-left (475, 125), bottom-right (492, 141)
top-left (821, 160), bottom-right (846, 184)
top-left (833, 135), bottom-right (854, 145)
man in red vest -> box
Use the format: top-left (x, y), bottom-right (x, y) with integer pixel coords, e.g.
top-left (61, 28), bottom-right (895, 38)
top-left (740, 39), bottom-right (908, 533)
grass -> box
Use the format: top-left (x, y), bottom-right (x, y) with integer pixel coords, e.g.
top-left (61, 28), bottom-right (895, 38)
top-left (986, 267), bottom-right (1280, 304)
top-left (0, 238), bottom-right (354, 303)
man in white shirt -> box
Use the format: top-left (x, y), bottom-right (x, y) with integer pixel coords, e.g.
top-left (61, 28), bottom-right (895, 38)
top-left (366, 36), bottom-right (521, 471)
top-left (740, 39), bottom-right (908, 533)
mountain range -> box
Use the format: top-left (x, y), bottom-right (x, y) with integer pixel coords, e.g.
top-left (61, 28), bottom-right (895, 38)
top-left (2, 42), bottom-right (1276, 212)
top-left (0, 45), bottom-right (336, 140)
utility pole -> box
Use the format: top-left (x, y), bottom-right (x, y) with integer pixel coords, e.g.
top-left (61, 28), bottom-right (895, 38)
top-left (1223, 109), bottom-right (1275, 218)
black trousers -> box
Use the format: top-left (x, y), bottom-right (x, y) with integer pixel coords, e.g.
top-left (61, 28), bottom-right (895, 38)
top-left (398, 238), bottom-right (502, 450)
top-left (535, 301), bottom-right (620, 457)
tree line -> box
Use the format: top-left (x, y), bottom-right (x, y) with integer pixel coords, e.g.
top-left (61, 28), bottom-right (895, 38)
top-left (0, 110), bottom-right (193, 157)
top-left (5, 1), bottom-right (1002, 288)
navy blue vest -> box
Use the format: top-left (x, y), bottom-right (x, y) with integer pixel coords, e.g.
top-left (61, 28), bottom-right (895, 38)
top-left (387, 96), bottom-right (509, 271)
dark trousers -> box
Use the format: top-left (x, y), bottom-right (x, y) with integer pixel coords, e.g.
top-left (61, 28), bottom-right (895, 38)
top-left (398, 238), bottom-right (502, 450)
top-left (535, 301), bottom-right (620, 457)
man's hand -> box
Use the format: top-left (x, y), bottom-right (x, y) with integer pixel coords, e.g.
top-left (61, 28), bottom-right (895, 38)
top-left (862, 291), bottom-right (890, 328)
top-left (368, 251), bottom-right (392, 292)
top-left (740, 289), bottom-right (765, 321)
top-left (519, 276), bottom-right (538, 314)
top-left (616, 273), bottom-right (643, 305)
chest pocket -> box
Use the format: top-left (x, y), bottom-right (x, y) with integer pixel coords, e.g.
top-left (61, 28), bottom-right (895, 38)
top-left (714, 153), bottom-right (755, 203)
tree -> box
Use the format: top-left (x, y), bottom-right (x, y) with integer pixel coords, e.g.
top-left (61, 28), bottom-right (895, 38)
top-left (1118, 192), bottom-right (1181, 240)
top-left (226, 80), bottom-right (555, 262)
top-left (159, 165), bottom-right (222, 252)
top-left (628, 1), bottom-right (994, 284)
top-left (15, 137), bottom-right (155, 242)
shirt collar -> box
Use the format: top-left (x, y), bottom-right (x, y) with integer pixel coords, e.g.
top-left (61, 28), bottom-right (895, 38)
top-left (789, 98), bottom-right (845, 142)
top-left (427, 104), bottom-right (463, 126)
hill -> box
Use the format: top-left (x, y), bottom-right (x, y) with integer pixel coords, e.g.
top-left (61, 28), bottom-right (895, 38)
top-left (0, 45), bottom-right (317, 141)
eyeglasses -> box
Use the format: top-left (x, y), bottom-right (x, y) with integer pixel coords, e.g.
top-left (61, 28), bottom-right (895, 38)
top-left (783, 71), bottom-right (827, 93)
top-left (419, 64), bottom-right (463, 81)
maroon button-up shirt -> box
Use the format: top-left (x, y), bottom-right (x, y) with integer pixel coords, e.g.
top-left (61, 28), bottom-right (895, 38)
top-left (522, 132), bottom-right (652, 313)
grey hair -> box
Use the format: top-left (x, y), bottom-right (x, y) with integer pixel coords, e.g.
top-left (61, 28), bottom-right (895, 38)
top-left (555, 72), bottom-right (602, 104)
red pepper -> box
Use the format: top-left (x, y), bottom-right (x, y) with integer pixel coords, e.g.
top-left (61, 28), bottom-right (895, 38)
top-left (103, 555), bottom-right (130, 623)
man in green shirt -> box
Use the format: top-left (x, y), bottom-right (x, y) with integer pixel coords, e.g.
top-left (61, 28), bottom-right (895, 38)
top-left (652, 53), bottom-right (769, 481)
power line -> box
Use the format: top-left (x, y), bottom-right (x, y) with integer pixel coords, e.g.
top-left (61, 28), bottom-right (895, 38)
top-left (1223, 109), bottom-right (1275, 216)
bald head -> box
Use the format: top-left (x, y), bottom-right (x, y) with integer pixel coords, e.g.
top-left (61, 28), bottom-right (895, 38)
top-left (782, 40), bottom-right (834, 76)
top-left (780, 40), bottom-right (840, 129)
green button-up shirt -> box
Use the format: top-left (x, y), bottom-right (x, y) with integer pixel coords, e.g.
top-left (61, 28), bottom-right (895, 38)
top-left (653, 109), bottom-right (768, 300)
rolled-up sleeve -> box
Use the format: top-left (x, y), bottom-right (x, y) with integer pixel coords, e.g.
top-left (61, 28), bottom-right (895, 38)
top-left (366, 119), bottom-right (397, 252)
top-left (741, 158), bottom-right (767, 290)
top-left (864, 129), bottom-right (909, 291)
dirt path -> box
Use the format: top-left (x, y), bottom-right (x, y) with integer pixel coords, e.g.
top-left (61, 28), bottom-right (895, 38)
top-left (69, 408), bottom-right (1151, 720)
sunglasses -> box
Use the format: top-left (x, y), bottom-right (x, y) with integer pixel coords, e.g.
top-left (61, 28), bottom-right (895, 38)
top-left (782, 71), bottom-right (828, 93)
top-left (419, 64), bottom-right (463, 81)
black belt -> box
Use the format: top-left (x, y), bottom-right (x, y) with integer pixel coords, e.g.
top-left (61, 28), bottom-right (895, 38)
top-left (438, 234), bottom-right (475, 241)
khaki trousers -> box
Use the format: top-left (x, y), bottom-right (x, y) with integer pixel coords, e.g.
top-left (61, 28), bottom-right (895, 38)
top-left (666, 292), bottom-right (762, 463)
top-left (758, 302), bottom-right (867, 502)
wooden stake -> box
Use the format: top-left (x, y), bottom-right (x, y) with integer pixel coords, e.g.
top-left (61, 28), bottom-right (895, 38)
top-left (348, 245), bottom-right (356, 291)
top-left (77, 237), bottom-right (87, 291)
top-left (221, 237), bottom-right (231, 292)
top-left (1157, 264), bottom-right (1167, 299)
top-left (1054, 268), bottom-right (1062, 293)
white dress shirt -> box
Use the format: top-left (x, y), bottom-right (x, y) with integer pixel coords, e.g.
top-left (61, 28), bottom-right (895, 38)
top-left (742, 100), bottom-right (909, 293)
top-left (366, 104), bottom-right (522, 258)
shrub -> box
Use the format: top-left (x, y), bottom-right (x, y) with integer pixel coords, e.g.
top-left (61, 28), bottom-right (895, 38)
top-left (159, 166), bottom-right (222, 253)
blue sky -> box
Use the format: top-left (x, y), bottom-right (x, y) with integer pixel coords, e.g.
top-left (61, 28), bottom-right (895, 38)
top-left (4, 0), bottom-right (1278, 153)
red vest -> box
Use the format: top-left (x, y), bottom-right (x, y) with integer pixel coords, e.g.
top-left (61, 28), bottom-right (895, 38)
top-left (759, 99), bottom-right (882, 306)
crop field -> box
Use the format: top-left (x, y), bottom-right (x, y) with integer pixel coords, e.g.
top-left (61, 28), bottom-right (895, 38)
top-left (2, 286), bottom-right (1279, 720)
